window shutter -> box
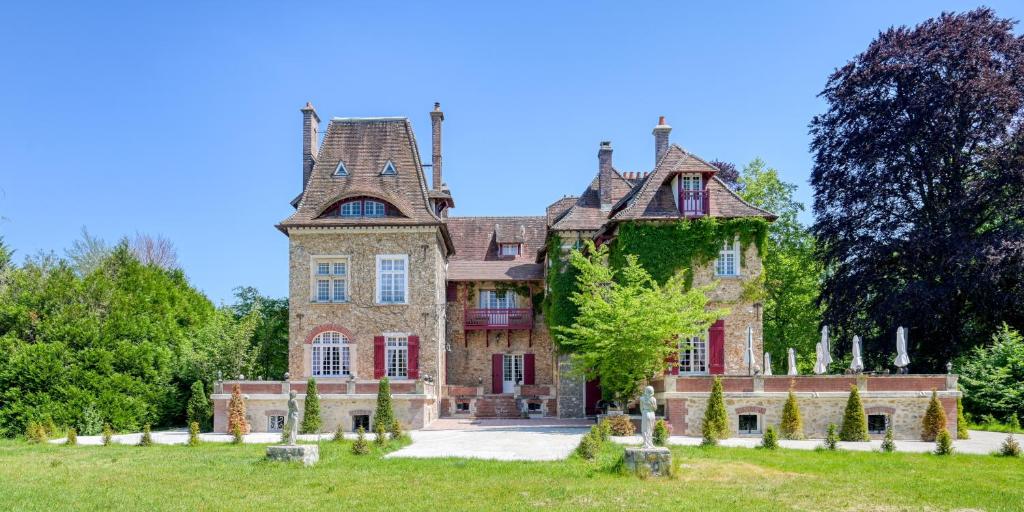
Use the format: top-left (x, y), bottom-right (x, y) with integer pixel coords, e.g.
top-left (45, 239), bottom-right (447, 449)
top-left (666, 347), bottom-right (679, 376)
top-left (491, 354), bottom-right (503, 394)
top-left (407, 335), bottom-right (420, 379)
top-left (709, 320), bottom-right (726, 375)
top-left (374, 336), bottom-right (385, 379)
top-left (446, 282), bottom-right (458, 302)
top-left (523, 353), bottom-right (535, 385)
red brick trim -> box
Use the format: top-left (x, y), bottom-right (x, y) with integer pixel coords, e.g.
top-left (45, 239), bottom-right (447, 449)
top-left (304, 324), bottom-right (357, 344)
top-left (865, 406), bottom-right (896, 416)
top-left (735, 406), bottom-right (766, 415)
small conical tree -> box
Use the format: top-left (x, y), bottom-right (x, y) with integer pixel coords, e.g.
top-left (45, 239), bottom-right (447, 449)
top-left (761, 425), bottom-right (779, 450)
top-left (881, 426), bottom-right (896, 452)
top-left (186, 380), bottom-right (212, 431)
top-left (227, 384), bottom-right (250, 437)
top-left (703, 377), bottom-right (729, 439)
top-left (388, 415), bottom-right (404, 441)
top-left (999, 433), bottom-right (1021, 457)
top-left (934, 428), bottom-right (953, 455)
top-left (334, 422), bottom-right (346, 443)
top-left (373, 377), bottom-right (396, 433)
top-left (188, 421), bottom-right (201, 447)
top-left (102, 423), bottom-right (113, 446)
top-left (351, 427), bottom-right (369, 455)
top-left (653, 419), bottom-right (669, 446)
top-left (824, 423), bottom-right (838, 450)
top-left (839, 385), bottom-right (869, 441)
top-left (921, 389), bottom-right (947, 442)
top-left (139, 424), bottom-right (153, 447)
top-left (956, 396), bottom-right (969, 440)
top-left (64, 428), bottom-right (77, 446)
top-left (780, 386), bottom-right (804, 440)
top-left (701, 414), bottom-right (719, 447)
top-left (301, 378), bottom-right (322, 434)
top-left (373, 421), bottom-right (387, 446)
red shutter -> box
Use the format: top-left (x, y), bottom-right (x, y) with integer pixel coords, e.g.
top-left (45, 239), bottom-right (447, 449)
top-left (523, 353), bottom-right (535, 385)
top-left (667, 337), bottom-right (679, 375)
top-left (374, 336), bottom-right (385, 379)
top-left (709, 320), bottom-right (725, 375)
top-left (446, 282), bottom-right (457, 302)
top-left (407, 335), bottom-right (420, 379)
top-left (491, 354), bottom-right (503, 394)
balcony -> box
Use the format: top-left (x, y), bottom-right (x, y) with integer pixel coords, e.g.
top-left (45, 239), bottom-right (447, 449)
top-left (464, 308), bottom-right (533, 331)
top-left (679, 190), bottom-right (709, 217)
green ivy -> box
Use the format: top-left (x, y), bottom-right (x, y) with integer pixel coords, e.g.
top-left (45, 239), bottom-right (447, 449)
top-left (542, 234), bottom-right (580, 340)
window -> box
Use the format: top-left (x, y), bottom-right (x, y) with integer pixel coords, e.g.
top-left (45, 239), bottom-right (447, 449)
top-left (376, 255), bottom-right (408, 304)
top-left (341, 201), bottom-right (362, 217)
top-left (320, 197), bottom-right (396, 219)
top-left (386, 335), bottom-right (409, 378)
top-left (455, 401), bottom-right (470, 413)
top-left (311, 331), bottom-right (351, 377)
top-left (364, 200), bottom-right (386, 217)
top-left (353, 414), bottom-right (370, 432)
top-left (868, 415), bottom-right (888, 435)
top-left (527, 402), bottom-right (542, 412)
top-left (479, 290), bottom-right (516, 309)
top-left (678, 333), bottom-right (708, 374)
top-left (381, 160), bottom-right (397, 175)
top-left (311, 257), bottom-right (348, 303)
top-left (738, 414), bottom-right (760, 434)
top-left (499, 243), bottom-right (520, 256)
top-left (334, 161), bottom-right (348, 176)
top-left (715, 239), bottom-right (741, 277)
top-left (268, 415), bottom-right (285, 432)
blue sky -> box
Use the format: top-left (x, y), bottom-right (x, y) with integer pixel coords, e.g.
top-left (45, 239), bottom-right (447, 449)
top-left (2, 1), bottom-right (1022, 304)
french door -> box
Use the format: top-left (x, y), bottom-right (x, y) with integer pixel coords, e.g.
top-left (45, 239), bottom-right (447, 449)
top-left (680, 175), bottom-right (703, 214)
top-left (503, 354), bottom-right (524, 393)
top-left (480, 290), bottom-right (516, 326)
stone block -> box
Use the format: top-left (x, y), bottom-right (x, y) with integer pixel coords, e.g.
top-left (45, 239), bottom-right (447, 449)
top-left (266, 444), bottom-right (319, 466)
top-left (623, 447), bottom-right (673, 477)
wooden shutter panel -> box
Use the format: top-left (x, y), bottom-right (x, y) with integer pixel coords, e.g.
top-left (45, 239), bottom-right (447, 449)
top-left (491, 354), bottom-right (503, 394)
top-left (709, 320), bottom-right (726, 375)
top-left (523, 353), bottom-right (535, 385)
top-left (374, 336), bottom-right (385, 379)
top-left (407, 336), bottom-right (420, 379)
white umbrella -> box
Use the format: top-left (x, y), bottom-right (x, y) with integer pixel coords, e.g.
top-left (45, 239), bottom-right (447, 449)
top-left (821, 326), bottom-right (833, 369)
top-left (850, 335), bottom-right (864, 373)
top-left (787, 348), bottom-right (798, 375)
top-left (813, 342), bottom-right (827, 375)
top-left (744, 326), bottom-right (755, 374)
top-left (764, 352), bottom-right (773, 376)
top-left (894, 326), bottom-right (910, 368)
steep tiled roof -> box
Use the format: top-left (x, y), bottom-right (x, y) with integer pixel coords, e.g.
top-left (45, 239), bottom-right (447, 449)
top-left (278, 117), bottom-right (442, 229)
top-left (545, 196), bottom-right (577, 226)
top-left (447, 261), bottom-right (544, 281)
top-left (549, 169), bottom-right (635, 231)
top-left (446, 216), bottom-right (547, 261)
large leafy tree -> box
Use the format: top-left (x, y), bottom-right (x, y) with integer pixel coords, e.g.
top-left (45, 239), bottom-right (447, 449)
top-left (809, 8), bottom-right (1024, 371)
top-left (231, 286), bottom-right (289, 380)
top-left (957, 323), bottom-right (1024, 423)
top-left (555, 241), bottom-right (724, 407)
top-left (737, 159), bottom-right (822, 370)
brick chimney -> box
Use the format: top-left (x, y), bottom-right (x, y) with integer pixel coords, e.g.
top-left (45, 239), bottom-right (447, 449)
top-left (653, 116), bottom-right (672, 165)
top-left (301, 102), bottom-right (320, 190)
top-left (598, 141), bottom-right (614, 211)
top-left (430, 102), bottom-right (444, 190)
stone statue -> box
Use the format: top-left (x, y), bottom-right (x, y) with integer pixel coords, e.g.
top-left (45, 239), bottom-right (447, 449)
top-left (285, 390), bottom-right (299, 445)
top-left (639, 385), bottom-right (656, 449)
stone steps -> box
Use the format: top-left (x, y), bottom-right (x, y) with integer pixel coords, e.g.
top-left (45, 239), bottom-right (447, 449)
top-left (471, 396), bottom-right (520, 418)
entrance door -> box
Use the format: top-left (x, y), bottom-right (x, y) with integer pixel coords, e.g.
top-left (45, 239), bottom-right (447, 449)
top-left (680, 174), bottom-right (702, 214)
top-left (585, 378), bottom-right (601, 416)
top-left (503, 354), bottom-right (524, 393)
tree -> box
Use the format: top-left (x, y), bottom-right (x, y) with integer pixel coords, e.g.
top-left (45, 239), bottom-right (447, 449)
top-left (373, 377), bottom-right (396, 433)
top-left (65, 227), bottom-right (110, 276)
top-left (301, 378), bottom-right (321, 434)
top-left (186, 381), bottom-right (211, 432)
top-left (139, 424), bottom-right (152, 447)
top-left (556, 241), bottom-right (724, 407)
top-left (703, 377), bottom-right (729, 440)
top-left (956, 396), bottom-right (969, 440)
top-left (922, 389), bottom-right (947, 442)
top-left (188, 421), bottom-right (200, 447)
top-left (709, 160), bottom-right (741, 190)
top-left (737, 159), bottom-right (821, 370)
top-left (957, 323), bottom-right (1024, 423)
top-left (231, 287), bottom-right (289, 380)
top-left (780, 386), bottom-right (804, 440)
top-left (881, 427), bottom-right (896, 452)
top-left (129, 233), bottom-right (178, 270)
top-left (824, 423), bottom-right (838, 450)
top-left (351, 427), bottom-right (369, 455)
top-left (934, 428), bottom-right (954, 455)
top-left (226, 384), bottom-right (249, 438)
top-left (839, 385), bottom-right (869, 441)
top-left (810, 8), bottom-right (1024, 371)
top-left (761, 425), bottom-right (778, 450)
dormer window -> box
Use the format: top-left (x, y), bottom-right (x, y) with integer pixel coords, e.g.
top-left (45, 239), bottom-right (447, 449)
top-left (499, 244), bottom-right (521, 257)
top-left (334, 161), bottom-right (348, 176)
top-left (365, 200), bottom-right (386, 217)
top-left (678, 173), bottom-right (707, 216)
top-left (341, 201), bottom-right (362, 217)
top-left (381, 160), bottom-right (397, 175)
top-left (319, 196), bottom-right (401, 219)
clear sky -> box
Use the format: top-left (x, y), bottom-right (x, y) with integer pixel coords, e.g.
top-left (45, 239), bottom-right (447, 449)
top-left (2, 1), bottom-right (1022, 304)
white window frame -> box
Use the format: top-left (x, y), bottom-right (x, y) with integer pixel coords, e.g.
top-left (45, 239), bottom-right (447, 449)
top-left (333, 161), bottom-right (348, 176)
top-left (678, 331), bottom-right (709, 375)
top-left (381, 160), bottom-right (397, 175)
top-left (364, 200), bottom-right (386, 217)
top-left (715, 238), bottom-right (741, 277)
top-left (376, 254), bottom-right (409, 305)
top-left (310, 331), bottom-right (352, 377)
top-left (499, 243), bottom-right (520, 257)
top-left (310, 256), bottom-right (350, 303)
top-left (384, 333), bottom-right (409, 379)
top-left (341, 201), bottom-right (362, 217)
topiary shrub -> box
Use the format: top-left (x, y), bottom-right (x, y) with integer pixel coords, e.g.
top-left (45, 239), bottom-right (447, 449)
top-left (839, 385), bottom-right (869, 441)
top-left (188, 421), bottom-right (200, 447)
top-left (881, 426), bottom-right (896, 453)
top-left (934, 428), bottom-right (953, 456)
top-left (653, 419), bottom-right (670, 446)
top-left (704, 377), bottom-right (729, 439)
top-left (701, 416), bottom-right (718, 447)
top-left (187, 380), bottom-right (212, 432)
top-left (606, 415), bottom-right (635, 436)
top-left (102, 424), bottom-right (113, 446)
top-left (595, 419), bottom-right (612, 442)
top-left (824, 423), bottom-right (838, 450)
top-left (780, 386), bottom-right (804, 440)
top-left (351, 427), bottom-right (369, 455)
top-left (373, 421), bottom-right (387, 447)
top-left (301, 378), bottom-right (322, 434)
top-left (334, 423), bottom-right (346, 443)
top-left (577, 432), bottom-right (599, 460)
top-left (139, 424), bottom-right (153, 447)
top-left (227, 384), bottom-right (250, 437)
top-left (388, 417), bottom-right (404, 441)
top-left (956, 395), bottom-right (969, 440)
top-left (999, 433), bottom-right (1021, 457)
top-left (921, 389), bottom-right (947, 442)
top-left (373, 377), bottom-right (396, 434)
top-left (761, 425), bottom-right (779, 450)
top-left (64, 428), bottom-right (77, 446)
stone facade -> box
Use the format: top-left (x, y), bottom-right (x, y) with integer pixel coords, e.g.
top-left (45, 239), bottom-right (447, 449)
top-left (693, 243), bottom-right (764, 376)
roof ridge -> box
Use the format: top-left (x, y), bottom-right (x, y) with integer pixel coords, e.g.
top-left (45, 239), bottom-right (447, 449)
top-left (330, 116), bottom-right (408, 122)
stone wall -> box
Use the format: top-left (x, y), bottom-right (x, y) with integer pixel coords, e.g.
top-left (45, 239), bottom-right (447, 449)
top-left (557, 354), bottom-right (585, 418)
top-left (213, 393), bottom-right (436, 433)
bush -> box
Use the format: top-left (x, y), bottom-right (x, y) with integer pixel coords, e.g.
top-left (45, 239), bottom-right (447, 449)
top-left (102, 424), bottom-right (113, 446)
top-left (351, 427), bottom-right (369, 455)
top-left (300, 378), bottom-right (321, 434)
top-left (881, 426), bottom-right (896, 452)
top-left (64, 428), bottom-right (77, 446)
top-left (958, 323), bottom-right (1024, 425)
top-left (186, 381), bottom-right (211, 432)
top-left (653, 419), bottom-right (670, 446)
top-left (373, 421), bottom-right (387, 447)
top-left (43, 418), bottom-right (58, 438)
top-left (921, 389), bottom-right (947, 442)
top-left (934, 428), bottom-right (953, 455)
top-left (780, 386), bottom-right (804, 439)
top-left (373, 377), bottom-right (396, 433)
top-left (25, 421), bottom-right (46, 444)
top-left (704, 377), bottom-right (729, 439)
top-left (388, 417), bottom-right (404, 441)
top-left (334, 423), bottom-right (346, 443)
top-left (577, 432), bottom-right (599, 460)
top-left (761, 425), bottom-right (779, 450)
top-left (188, 421), bottom-right (200, 447)
top-left (956, 396), bottom-right (969, 440)
top-left (230, 423), bottom-right (243, 445)
top-left (78, 405), bottom-right (103, 436)
top-left (139, 424), bottom-right (152, 447)
top-left (824, 423), bottom-right (838, 450)
top-left (1008, 414), bottom-right (1021, 431)
top-left (998, 433), bottom-right (1021, 457)
top-left (594, 419), bottom-right (612, 442)
top-left (606, 415), bottom-right (635, 436)
top-left (227, 384), bottom-right (249, 437)
top-left (839, 385), bottom-right (869, 441)
top-left (701, 416), bottom-right (718, 447)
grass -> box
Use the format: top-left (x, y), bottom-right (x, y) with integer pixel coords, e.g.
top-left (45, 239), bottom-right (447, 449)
top-left (1, 438), bottom-right (1022, 511)
top-left (967, 420), bottom-right (1023, 434)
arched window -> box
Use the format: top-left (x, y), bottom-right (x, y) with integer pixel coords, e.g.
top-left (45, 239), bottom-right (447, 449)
top-left (364, 200), bottom-right (386, 217)
top-left (318, 196), bottom-right (401, 219)
top-left (311, 331), bottom-right (351, 377)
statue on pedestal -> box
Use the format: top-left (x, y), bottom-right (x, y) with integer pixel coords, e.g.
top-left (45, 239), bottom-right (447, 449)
top-left (285, 390), bottom-right (299, 445)
top-left (639, 385), bottom-right (656, 449)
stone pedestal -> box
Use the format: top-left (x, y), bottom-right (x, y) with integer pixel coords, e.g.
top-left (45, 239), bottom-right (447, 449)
top-left (623, 447), bottom-right (672, 477)
top-left (266, 444), bottom-right (319, 466)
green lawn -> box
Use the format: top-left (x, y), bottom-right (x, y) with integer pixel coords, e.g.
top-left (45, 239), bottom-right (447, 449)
top-left (1, 439), bottom-right (1021, 511)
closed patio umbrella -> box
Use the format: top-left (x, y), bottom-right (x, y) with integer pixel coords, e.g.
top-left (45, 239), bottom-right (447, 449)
top-left (787, 348), bottom-right (798, 376)
top-left (745, 326), bottom-right (755, 375)
top-left (821, 326), bottom-right (833, 369)
top-left (764, 352), bottom-right (773, 376)
top-left (894, 326), bottom-right (910, 371)
top-left (813, 342), bottom-right (827, 375)
top-left (850, 335), bottom-right (864, 373)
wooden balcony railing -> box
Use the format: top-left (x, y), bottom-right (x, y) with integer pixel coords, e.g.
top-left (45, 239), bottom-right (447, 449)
top-left (679, 190), bottom-right (709, 217)
top-left (464, 308), bottom-right (533, 330)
